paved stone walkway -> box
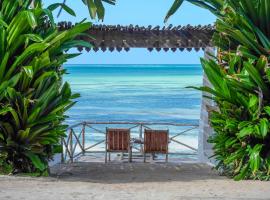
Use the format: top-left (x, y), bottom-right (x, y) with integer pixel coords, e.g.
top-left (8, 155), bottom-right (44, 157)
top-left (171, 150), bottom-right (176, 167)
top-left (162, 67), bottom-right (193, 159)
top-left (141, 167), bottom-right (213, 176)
top-left (0, 162), bottom-right (269, 200)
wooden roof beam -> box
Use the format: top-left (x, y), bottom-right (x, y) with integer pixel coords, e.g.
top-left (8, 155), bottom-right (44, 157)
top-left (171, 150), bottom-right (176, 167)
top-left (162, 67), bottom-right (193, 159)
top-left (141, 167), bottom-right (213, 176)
top-left (57, 22), bottom-right (215, 52)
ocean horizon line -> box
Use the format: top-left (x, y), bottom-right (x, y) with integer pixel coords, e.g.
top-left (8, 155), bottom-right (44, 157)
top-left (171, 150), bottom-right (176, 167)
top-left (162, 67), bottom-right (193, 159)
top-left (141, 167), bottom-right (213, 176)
top-left (64, 64), bottom-right (202, 67)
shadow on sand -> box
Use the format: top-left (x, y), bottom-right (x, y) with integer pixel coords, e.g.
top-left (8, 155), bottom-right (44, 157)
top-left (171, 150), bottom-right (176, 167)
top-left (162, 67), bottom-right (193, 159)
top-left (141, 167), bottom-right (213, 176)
top-left (50, 162), bottom-right (224, 184)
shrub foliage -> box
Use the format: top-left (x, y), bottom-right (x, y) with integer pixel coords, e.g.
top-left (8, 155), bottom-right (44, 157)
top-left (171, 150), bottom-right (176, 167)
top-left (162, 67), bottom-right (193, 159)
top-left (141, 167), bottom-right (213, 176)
top-left (0, 0), bottom-right (91, 173)
top-left (166, 0), bottom-right (270, 180)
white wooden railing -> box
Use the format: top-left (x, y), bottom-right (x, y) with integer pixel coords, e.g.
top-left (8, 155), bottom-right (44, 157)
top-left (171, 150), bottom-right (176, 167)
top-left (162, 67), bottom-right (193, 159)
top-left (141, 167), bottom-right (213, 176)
top-left (61, 121), bottom-right (199, 163)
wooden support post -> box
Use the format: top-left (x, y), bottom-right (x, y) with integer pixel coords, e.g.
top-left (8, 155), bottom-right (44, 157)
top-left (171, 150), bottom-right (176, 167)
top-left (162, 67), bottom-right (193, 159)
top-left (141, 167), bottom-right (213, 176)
top-left (139, 124), bottom-right (143, 154)
top-left (129, 147), bottom-right (132, 163)
top-left (144, 152), bottom-right (146, 163)
top-left (69, 129), bottom-right (73, 163)
top-left (61, 138), bottom-right (64, 163)
top-left (82, 124), bottom-right (85, 155)
top-left (166, 131), bottom-right (169, 163)
top-left (105, 128), bottom-right (108, 163)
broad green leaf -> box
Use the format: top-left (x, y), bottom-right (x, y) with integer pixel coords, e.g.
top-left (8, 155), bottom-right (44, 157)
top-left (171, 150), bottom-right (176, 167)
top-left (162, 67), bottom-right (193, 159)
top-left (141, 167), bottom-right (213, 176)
top-left (25, 152), bottom-right (46, 171)
top-left (0, 106), bottom-right (13, 115)
top-left (48, 3), bottom-right (76, 16)
top-left (248, 95), bottom-right (258, 108)
top-left (86, 0), bottom-right (97, 19)
top-left (22, 66), bottom-right (33, 78)
top-left (26, 11), bottom-right (37, 29)
top-left (24, 34), bottom-right (43, 43)
top-left (94, 0), bottom-right (105, 21)
top-left (18, 128), bottom-right (30, 140)
top-left (59, 4), bottom-right (76, 16)
top-left (264, 106), bottom-right (270, 116)
top-left (259, 118), bottom-right (268, 138)
top-left (0, 52), bottom-right (10, 83)
top-left (244, 61), bottom-right (270, 97)
top-left (234, 164), bottom-right (249, 181)
top-left (249, 144), bottom-right (263, 174)
top-left (27, 107), bottom-right (41, 124)
top-left (0, 18), bottom-right (8, 28)
top-left (238, 121), bottom-right (251, 129)
top-left (47, 3), bottom-right (61, 11)
top-left (266, 157), bottom-right (270, 175)
top-left (60, 40), bottom-right (93, 51)
top-left (164, 0), bottom-right (184, 23)
top-left (53, 145), bottom-right (63, 154)
top-left (0, 132), bottom-right (4, 141)
top-left (237, 126), bottom-right (254, 138)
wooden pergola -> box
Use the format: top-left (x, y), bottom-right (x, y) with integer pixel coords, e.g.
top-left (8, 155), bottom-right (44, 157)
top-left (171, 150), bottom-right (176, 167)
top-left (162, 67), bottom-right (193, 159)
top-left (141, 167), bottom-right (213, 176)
top-left (58, 22), bottom-right (214, 52)
top-left (59, 21), bottom-right (215, 163)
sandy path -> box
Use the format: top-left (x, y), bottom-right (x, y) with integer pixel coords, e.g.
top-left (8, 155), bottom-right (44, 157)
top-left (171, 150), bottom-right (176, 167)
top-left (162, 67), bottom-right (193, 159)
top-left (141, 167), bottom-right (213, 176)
top-left (0, 163), bottom-right (270, 200)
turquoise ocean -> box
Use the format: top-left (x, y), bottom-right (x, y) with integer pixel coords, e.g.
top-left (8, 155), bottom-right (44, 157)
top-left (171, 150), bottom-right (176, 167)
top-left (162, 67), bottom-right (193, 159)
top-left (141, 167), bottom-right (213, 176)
top-left (64, 64), bottom-right (203, 155)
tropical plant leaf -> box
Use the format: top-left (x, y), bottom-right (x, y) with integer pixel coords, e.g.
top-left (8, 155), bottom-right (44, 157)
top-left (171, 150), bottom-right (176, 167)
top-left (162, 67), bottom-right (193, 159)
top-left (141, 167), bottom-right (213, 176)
top-left (25, 152), bottom-right (46, 171)
top-left (22, 66), bottom-right (33, 78)
top-left (164, 0), bottom-right (184, 23)
top-left (0, 0), bottom-right (85, 174)
top-left (48, 3), bottom-right (76, 16)
top-left (259, 118), bottom-right (268, 138)
top-left (249, 144), bottom-right (263, 174)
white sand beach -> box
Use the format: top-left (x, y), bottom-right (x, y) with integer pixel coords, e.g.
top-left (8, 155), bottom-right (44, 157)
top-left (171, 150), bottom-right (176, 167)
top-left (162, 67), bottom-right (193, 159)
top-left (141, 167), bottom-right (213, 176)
top-left (1, 162), bottom-right (270, 200)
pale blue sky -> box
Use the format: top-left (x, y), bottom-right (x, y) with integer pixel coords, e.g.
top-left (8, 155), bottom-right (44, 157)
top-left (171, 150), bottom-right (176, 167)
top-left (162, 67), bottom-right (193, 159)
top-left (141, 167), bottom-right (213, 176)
top-left (45, 0), bottom-right (216, 64)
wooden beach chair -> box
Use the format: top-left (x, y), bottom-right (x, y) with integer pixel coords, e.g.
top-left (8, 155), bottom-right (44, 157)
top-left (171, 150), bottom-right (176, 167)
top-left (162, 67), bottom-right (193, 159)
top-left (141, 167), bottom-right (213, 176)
top-left (105, 128), bottom-right (132, 163)
top-left (143, 129), bottom-right (169, 162)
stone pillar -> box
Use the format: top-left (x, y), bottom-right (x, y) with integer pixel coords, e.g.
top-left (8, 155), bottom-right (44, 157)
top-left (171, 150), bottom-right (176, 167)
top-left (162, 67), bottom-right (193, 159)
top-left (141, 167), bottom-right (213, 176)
top-left (199, 47), bottom-right (216, 164)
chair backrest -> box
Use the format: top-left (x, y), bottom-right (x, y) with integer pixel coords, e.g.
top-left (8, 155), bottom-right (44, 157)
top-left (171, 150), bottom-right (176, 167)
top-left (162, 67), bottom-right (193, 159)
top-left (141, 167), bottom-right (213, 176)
top-left (144, 129), bottom-right (169, 153)
top-left (106, 128), bottom-right (130, 151)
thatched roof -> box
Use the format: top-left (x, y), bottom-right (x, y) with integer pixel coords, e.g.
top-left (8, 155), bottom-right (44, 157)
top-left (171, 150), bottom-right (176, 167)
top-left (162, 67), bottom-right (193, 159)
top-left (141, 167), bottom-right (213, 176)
top-left (58, 22), bottom-right (215, 52)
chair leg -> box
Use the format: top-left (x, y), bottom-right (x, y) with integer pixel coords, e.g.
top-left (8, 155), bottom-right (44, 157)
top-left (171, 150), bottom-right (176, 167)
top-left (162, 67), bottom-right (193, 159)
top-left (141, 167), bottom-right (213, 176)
top-left (128, 147), bottom-right (132, 163)
top-left (105, 132), bottom-right (107, 163)
top-left (144, 152), bottom-right (146, 163)
top-left (131, 149), bottom-right (132, 162)
top-left (128, 150), bottom-right (131, 162)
